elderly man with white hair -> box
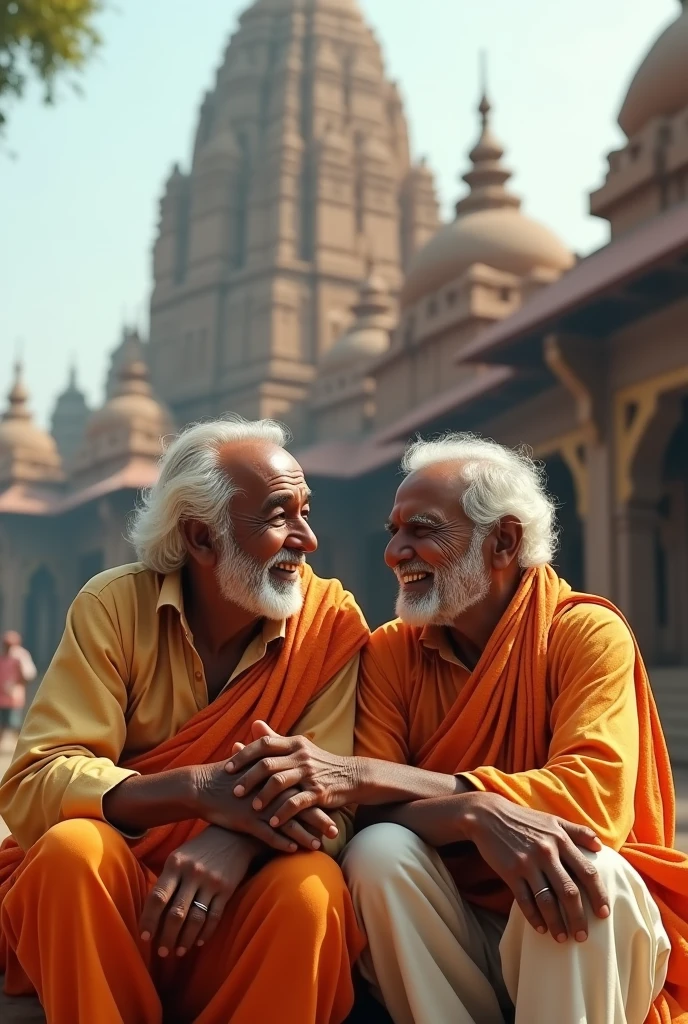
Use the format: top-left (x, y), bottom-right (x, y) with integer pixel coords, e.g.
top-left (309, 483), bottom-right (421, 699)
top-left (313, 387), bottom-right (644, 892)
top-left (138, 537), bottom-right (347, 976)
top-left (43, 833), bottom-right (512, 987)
top-left (227, 433), bottom-right (688, 1024)
top-left (0, 417), bottom-right (368, 1024)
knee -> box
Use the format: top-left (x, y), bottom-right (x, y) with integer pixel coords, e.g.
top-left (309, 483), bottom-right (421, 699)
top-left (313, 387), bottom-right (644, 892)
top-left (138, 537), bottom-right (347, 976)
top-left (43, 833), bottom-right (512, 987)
top-left (587, 846), bottom-right (667, 940)
top-left (26, 818), bottom-right (127, 879)
top-left (260, 851), bottom-right (349, 926)
top-left (342, 823), bottom-right (424, 894)
top-left (584, 845), bottom-right (644, 915)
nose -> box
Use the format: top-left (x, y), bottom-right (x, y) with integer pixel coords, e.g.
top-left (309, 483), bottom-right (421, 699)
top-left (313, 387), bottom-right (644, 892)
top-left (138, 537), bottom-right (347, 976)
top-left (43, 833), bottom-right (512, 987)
top-left (288, 517), bottom-right (318, 555)
top-left (384, 531), bottom-right (415, 570)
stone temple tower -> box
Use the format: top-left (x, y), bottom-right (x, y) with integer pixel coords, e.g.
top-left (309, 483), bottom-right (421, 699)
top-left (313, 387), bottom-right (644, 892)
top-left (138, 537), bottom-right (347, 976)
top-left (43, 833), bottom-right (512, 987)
top-left (148, 0), bottom-right (438, 436)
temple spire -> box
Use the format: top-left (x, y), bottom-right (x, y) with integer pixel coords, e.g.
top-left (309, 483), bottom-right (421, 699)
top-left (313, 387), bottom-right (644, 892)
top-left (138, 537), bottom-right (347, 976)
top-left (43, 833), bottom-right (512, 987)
top-left (478, 50), bottom-right (490, 130)
top-left (455, 57), bottom-right (521, 218)
top-left (4, 360), bottom-right (31, 422)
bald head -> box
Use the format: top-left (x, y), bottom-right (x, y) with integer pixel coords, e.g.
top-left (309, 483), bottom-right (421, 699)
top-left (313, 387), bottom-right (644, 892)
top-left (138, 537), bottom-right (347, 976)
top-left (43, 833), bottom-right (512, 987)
top-left (217, 439), bottom-right (307, 509)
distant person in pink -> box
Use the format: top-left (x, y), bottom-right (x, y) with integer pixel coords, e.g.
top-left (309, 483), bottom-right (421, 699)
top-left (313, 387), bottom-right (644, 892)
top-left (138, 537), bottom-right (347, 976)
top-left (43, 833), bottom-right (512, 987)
top-left (0, 631), bottom-right (37, 744)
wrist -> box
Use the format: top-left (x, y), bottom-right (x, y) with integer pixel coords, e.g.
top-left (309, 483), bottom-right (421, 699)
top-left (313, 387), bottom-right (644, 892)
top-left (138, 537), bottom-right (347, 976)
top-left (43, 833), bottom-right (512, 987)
top-left (210, 826), bottom-right (261, 864)
top-left (453, 791), bottom-right (486, 842)
top-left (183, 765), bottom-right (208, 819)
top-left (347, 756), bottom-right (371, 805)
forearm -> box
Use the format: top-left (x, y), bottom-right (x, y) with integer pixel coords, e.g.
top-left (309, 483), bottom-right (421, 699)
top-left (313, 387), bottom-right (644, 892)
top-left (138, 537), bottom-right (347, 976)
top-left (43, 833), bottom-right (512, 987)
top-left (462, 761), bottom-right (633, 849)
top-left (356, 791), bottom-right (477, 847)
top-left (103, 768), bottom-right (198, 834)
top-left (351, 757), bottom-right (467, 805)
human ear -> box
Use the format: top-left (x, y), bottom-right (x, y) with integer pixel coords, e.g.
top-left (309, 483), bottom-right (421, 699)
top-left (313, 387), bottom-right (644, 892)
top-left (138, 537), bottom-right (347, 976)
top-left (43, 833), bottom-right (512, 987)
top-left (181, 519), bottom-right (219, 567)
top-left (490, 516), bottom-right (522, 570)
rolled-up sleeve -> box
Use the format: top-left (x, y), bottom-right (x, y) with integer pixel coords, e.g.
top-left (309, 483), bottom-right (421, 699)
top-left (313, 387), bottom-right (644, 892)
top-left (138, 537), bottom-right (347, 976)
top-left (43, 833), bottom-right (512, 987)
top-left (0, 591), bottom-right (138, 850)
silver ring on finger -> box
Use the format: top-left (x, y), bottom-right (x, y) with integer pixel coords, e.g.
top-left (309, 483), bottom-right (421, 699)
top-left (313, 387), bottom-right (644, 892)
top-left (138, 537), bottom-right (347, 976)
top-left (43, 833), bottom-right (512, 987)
top-left (192, 900), bottom-right (210, 913)
top-left (533, 886), bottom-right (553, 901)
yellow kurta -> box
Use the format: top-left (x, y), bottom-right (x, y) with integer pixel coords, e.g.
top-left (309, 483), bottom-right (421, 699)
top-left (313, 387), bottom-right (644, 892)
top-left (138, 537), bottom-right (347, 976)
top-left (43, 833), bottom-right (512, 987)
top-left (0, 563), bottom-right (367, 1024)
top-left (0, 563), bottom-right (358, 854)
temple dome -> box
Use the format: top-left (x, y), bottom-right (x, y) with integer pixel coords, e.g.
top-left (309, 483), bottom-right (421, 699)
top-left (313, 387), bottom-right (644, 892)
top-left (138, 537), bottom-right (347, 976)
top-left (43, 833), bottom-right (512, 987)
top-left (86, 359), bottom-right (173, 441)
top-left (0, 362), bottom-right (63, 484)
top-left (321, 267), bottom-right (393, 370)
top-left (401, 89), bottom-right (573, 308)
top-left (619, 3), bottom-right (688, 139)
top-left (402, 209), bottom-right (573, 308)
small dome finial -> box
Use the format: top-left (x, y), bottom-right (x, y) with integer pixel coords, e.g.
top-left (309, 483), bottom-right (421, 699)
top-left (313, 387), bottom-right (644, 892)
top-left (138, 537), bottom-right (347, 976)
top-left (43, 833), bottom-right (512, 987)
top-left (5, 358), bottom-right (30, 421)
top-left (455, 64), bottom-right (521, 218)
top-left (478, 50), bottom-right (491, 128)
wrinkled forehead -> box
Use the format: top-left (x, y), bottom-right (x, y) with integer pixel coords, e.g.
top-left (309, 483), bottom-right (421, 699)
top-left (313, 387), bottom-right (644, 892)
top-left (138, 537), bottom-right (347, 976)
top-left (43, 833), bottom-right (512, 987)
top-left (391, 462), bottom-right (469, 520)
top-left (217, 440), bottom-right (307, 505)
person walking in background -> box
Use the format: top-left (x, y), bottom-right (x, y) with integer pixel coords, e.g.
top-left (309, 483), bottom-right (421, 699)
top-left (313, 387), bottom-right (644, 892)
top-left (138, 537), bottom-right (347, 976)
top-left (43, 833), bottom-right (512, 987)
top-left (0, 632), bottom-right (36, 747)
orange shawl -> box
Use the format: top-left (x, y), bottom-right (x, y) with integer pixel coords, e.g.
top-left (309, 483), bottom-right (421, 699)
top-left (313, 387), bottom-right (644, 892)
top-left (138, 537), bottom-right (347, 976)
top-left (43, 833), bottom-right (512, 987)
top-left (0, 567), bottom-right (368, 968)
top-left (418, 565), bottom-right (688, 1023)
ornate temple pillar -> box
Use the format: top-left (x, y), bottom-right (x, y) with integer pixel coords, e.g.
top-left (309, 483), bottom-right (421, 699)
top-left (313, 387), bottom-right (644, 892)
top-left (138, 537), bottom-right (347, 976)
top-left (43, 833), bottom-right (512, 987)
top-left (541, 333), bottom-right (614, 597)
top-left (614, 498), bottom-right (660, 659)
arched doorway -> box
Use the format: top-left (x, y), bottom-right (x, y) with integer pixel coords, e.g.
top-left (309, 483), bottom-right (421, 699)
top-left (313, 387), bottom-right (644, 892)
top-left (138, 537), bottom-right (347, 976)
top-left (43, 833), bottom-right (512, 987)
top-left (23, 566), bottom-right (59, 674)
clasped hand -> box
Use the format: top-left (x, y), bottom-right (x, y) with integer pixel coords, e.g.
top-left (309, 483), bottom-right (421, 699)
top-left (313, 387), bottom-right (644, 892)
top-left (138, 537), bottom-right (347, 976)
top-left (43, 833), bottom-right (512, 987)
top-left (225, 720), bottom-right (353, 829)
top-left (194, 734), bottom-right (339, 852)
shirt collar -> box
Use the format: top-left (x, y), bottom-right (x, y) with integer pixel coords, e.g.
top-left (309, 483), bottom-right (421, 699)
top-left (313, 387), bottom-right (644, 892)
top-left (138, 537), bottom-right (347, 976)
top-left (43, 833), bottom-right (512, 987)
top-left (156, 571), bottom-right (183, 613)
top-left (156, 571), bottom-right (287, 646)
top-left (420, 625), bottom-right (469, 670)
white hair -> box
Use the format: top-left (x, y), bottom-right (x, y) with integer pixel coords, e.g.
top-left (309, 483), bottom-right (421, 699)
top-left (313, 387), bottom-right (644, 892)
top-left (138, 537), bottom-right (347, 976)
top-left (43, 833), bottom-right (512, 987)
top-left (401, 432), bottom-right (558, 567)
top-left (129, 416), bottom-right (290, 574)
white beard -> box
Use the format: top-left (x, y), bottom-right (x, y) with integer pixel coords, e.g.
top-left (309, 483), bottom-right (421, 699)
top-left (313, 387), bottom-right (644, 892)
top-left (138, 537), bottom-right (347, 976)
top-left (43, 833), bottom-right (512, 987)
top-left (215, 535), bottom-right (305, 620)
top-left (395, 527), bottom-right (490, 627)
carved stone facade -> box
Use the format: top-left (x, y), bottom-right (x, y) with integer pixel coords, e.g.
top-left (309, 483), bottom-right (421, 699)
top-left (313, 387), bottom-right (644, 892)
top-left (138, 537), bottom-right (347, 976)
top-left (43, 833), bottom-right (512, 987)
top-left (147, 0), bottom-right (438, 437)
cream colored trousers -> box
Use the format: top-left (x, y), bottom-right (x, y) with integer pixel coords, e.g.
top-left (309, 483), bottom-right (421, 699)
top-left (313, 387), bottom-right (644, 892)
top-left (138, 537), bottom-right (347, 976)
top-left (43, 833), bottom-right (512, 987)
top-left (341, 823), bottom-right (670, 1024)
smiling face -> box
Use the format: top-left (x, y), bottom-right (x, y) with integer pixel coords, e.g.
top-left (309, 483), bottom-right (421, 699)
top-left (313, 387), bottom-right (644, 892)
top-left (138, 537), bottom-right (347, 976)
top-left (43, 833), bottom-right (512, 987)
top-left (208, 440), bottom-right (316, 619)
top-left (385, 462), bottom-right (491, 627)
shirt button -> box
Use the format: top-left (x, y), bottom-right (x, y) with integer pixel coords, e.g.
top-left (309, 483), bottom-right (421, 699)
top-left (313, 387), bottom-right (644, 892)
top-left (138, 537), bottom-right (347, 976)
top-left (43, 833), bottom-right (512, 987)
top-left (195, 670), bottom-right (202, 681)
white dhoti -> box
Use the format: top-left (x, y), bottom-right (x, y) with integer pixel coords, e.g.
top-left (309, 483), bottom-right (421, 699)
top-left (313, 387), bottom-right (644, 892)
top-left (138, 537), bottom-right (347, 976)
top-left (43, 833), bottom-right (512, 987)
top-left (341, 823), bottom-right (671, 1024)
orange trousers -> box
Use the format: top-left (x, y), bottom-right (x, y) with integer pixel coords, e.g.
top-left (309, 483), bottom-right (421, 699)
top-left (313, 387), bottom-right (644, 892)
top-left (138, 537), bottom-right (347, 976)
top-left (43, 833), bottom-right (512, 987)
top-left (1, 819), bottom-right (363, 1024)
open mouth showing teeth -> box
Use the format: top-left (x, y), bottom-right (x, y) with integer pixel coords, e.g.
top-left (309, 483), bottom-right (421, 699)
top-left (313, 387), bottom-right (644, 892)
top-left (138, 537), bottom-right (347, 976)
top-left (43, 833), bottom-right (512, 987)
top-left (401, 572), bottom-right (432, 585)
top-left (271, 562), bottom-right (301, 575)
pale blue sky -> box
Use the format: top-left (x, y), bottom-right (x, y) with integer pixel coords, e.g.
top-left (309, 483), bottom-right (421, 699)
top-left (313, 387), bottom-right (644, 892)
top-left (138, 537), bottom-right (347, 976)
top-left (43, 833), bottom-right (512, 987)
top-left (1, 0), bottom-right (678, 424)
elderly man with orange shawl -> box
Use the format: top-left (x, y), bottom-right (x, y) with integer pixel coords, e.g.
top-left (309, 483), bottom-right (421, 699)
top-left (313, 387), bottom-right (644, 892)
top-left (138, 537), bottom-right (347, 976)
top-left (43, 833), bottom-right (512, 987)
top-left (227, 433), bottom-right (688, 1024)
top-left (0, 417), bottom-right (368, 1024)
